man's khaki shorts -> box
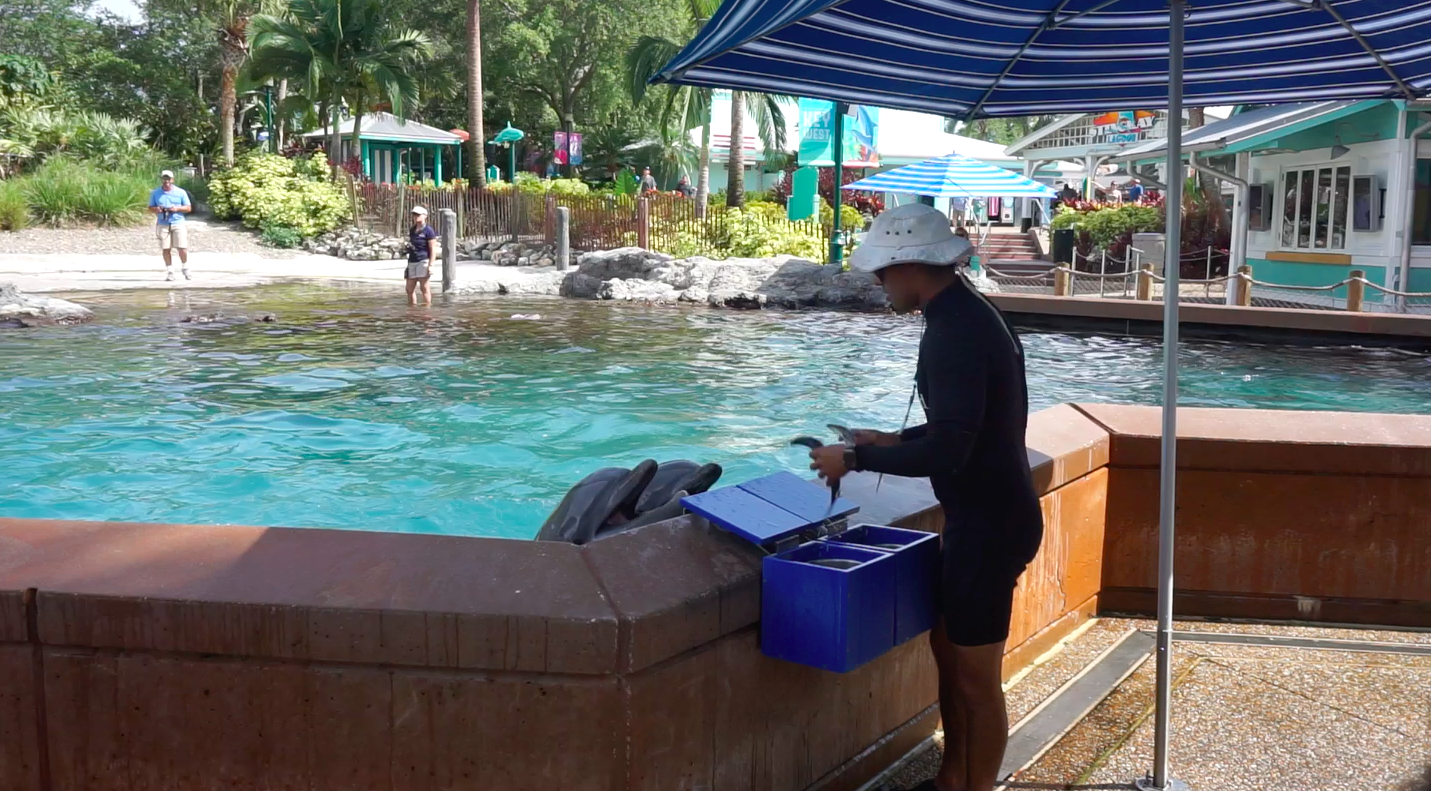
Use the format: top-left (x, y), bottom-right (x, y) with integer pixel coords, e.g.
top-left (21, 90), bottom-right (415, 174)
top-left (157, 223), bottom-right (189, 250)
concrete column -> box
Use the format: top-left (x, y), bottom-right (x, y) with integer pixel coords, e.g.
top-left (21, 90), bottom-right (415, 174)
top-left (1084, 153), bottom-right (1098, 200)
top-left (440, 208), bottom-right (457, 293)
top-left (556, 207), bottom-right (570, 271)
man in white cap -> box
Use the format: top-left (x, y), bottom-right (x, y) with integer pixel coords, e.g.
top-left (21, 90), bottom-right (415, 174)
top-left (807, 202), bottom-right (1043, 791)
top-left (148, 169), bottom-right (192, 281)
top-left (405, 206), bottom-right (437, 306)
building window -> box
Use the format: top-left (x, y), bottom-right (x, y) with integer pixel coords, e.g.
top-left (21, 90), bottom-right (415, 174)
top-left (1281, 165), bottom-right (1350, 250)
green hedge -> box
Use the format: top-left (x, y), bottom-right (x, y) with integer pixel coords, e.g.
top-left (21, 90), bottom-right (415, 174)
top-left (209, 152), bottom-right (349, 238)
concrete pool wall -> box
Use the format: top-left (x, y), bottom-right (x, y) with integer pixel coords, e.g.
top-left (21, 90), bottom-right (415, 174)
top-left (1, 405), bottom-right (1427, 791)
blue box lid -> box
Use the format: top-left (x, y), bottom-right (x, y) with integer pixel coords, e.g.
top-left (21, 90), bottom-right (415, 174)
top-left (681, 472), bottom-right (859, 547)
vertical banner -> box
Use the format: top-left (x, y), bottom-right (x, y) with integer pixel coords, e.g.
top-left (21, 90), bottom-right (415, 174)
top-left (798, 99), bottom-right (879, 167)
top-left (569, 133), bottom-right (583, 165)
top-left (553, 131), bottom-right (569, 165)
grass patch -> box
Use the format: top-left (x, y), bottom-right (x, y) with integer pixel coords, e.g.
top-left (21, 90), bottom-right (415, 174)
top-left (0, 180), bottom-right (28, 230)
top-left (20, 159), bottom-right (150, 227)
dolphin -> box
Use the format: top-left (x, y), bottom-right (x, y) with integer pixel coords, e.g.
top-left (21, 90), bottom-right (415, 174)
top-left (596, 489), bottom-right (691, 539)
top-left (536, 459), bottom-right (658, 545)
top-left (634, 461), bottom-right (722, 514)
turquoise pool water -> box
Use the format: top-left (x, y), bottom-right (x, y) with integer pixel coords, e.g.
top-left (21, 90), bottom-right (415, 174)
top-left (3, 285), bottom-right (1428, 538)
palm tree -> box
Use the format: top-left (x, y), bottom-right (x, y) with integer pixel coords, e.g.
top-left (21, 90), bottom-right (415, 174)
top-left (466, 0), bottom-right (486, 187)
top-left (249, 0), bottom-right (433, 174)
top-left (627, 0), bottom-right (790, 213)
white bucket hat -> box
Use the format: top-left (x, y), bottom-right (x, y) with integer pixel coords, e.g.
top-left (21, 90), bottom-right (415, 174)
top-left (849, 202), bottom-right (971, 274)
top-left (410, 205), bottom-right (428, 216)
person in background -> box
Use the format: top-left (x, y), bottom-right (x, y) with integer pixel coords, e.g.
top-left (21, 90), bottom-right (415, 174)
top-left (807, 203), bottom-right (1043, 791)
top-left (405, 206), bottom-right (437, 307)
top-left (1126, 178), bottom-right (1145, 202)
top-left (1060, 182), bottom-right (1079, 203)
top-left (676, 174), bottom-right (695, 197)
top-left (640, 166), bottom-right (658, 193)
top-left (149, 169), bottom-right (192, 281)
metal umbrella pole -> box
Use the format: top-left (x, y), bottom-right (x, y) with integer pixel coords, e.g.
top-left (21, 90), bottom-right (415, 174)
top-left (1136, 1), bottom-right (1188, 789)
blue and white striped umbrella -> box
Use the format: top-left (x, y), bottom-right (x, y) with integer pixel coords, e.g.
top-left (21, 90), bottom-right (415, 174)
top-left (654, 0), bottom-right (1431, 119)
top-left (842, 152), bottom-right (1057, 199)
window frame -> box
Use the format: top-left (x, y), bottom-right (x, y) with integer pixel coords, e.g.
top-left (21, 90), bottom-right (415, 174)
top-left (1278, 163), bottom-right (1352, 252)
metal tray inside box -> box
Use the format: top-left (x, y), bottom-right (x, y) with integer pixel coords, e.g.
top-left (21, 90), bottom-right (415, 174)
top-left (826, 525), bottom-right (940, 645)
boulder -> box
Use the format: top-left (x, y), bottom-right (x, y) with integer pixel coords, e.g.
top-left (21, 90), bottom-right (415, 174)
top-left (0, 283), bottom-right (94, 327)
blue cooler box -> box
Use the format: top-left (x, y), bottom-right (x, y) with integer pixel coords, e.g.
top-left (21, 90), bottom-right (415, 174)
top-left (827, 524), bottom-right (940, 646)
top-left (683, 472), bottom-right (938, 673)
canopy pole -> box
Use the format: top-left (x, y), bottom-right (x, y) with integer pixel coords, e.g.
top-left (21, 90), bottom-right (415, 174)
top-left (831, 102), bottom-right (847, 265)
top-left (1136, 2), bottom-right (1187, 791)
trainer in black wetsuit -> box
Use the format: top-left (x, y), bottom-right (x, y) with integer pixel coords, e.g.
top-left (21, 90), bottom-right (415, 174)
top-left (853, 275), bottom-right (1044, 647)
top-left (805, 202), bottom-right (1044, 791)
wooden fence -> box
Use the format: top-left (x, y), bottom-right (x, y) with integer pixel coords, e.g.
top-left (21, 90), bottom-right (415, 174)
top-left (357, 184), bottom-right (833, 263)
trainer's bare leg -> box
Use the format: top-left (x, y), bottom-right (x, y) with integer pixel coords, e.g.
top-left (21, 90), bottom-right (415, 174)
top-left (418, 275), bottom-right (432, 306)
top-left (951, 640), bottom-right (1009, 791)
top-left (930, 620), bottom-right (970, 791)
top-left (405, 278), bottom-right (419, 306)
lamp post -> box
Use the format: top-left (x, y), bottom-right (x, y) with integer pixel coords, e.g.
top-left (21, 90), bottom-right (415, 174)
top-left (491, 122), bottom-right (525, 182)
top-left (262, 84), bottom-right (275, 153)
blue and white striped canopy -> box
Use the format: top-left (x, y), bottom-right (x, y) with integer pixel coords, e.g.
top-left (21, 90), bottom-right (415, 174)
top-left (843, 152), bottom-right (1057, 198)
top-left (655, 0), bottom-right (1431, 118)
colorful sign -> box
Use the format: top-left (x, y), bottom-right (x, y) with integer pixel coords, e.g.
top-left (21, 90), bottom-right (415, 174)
top-left (552, 132), bottom-right (584, 166)
top-left (569, 133), bottom-right (583, 166)
top-left (798, 99), bottom-right (879, 167)
top-left (1091, 110), bottom-right (1157, 143)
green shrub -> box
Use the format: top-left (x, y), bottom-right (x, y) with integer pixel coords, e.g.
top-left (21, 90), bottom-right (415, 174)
top-left (1051, 203), bottom-right (1161, 251)
top-left (260, 224), bottom-right (303, 248)
top-left (21, 159), bottom-right (148, 226)
top-left (0, 179), bottom-right (28, 230)
top-left (209, 151), bottom-right (349, 237)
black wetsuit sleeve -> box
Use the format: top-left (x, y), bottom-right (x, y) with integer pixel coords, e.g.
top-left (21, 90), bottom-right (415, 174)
top-left (856, 338), bottom-right (987, 478)
top-left (899, 424), bottom-right (928, 441)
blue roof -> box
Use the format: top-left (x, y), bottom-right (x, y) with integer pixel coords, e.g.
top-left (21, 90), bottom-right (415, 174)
top-left (843, 152), bottom-right (1058, 198)
top-left (656, 0), bottom-right (1431, 119)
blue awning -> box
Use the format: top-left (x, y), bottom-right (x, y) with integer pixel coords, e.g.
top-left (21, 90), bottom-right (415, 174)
top-left (656, 0), bottom-right (1431, 119)
top-left (842, 152), bottom-right (1058, 198)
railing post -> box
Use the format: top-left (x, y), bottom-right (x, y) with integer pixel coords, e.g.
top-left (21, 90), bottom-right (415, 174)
top-left (637, 197), bottom-right (651, 250)
top-left (455, 190), bottom-right (466, 239)
top-left (544, 194), bottom-right (557, 245)
top-left (1053, 267), bottom-right (1071, 297)
top-left (440, 208), bottom-right (457, 293)
top-left (1236, 264), bottom-right (1253, 306)
top-left (1205, 246), bottom-right (1213, 280)
top-left (556, 207), bottom-right (571, 272)
top-left (1099, 250), bottom-right (1107, 298)
top-left (1137, 263), bottom-right (1154, 301)
top-left (1346, 269), bottom-right (1365, 312)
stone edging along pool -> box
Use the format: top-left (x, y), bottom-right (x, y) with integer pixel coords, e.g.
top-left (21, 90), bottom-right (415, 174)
top-left (1, 404), bottom-right (1428, 791)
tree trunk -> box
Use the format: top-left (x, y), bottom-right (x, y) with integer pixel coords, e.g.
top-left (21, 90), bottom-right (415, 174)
top-left (1186, 107), bottom-right (1229, 238)
top-left (351, 92), bottom-right (363, 178)
top-left (696, 120), bottom-right (711, 218)
top-left (466, 0), bottom-right (487, 187)
top-left (219, 62), bottom-right (238, 166)
top-left (329, 90), bottom-right (343, 178)
top-left (217, 21), bottom-right (248, 167)
top-left (276, 79), bottom-right (289, 150)
top-left (726, 90), bottom-right (745, 207)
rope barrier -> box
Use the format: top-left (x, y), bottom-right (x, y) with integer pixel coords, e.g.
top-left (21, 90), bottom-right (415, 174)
top-left (1356, 278), bottom-right (1431, 298)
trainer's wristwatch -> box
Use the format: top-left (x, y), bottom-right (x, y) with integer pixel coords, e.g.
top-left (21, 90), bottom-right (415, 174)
top-left (843, 447), bottom-right (860, 473)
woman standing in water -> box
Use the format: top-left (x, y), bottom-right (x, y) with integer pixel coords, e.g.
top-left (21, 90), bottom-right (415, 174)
top-left (405, 206), bottom-right (437, 306)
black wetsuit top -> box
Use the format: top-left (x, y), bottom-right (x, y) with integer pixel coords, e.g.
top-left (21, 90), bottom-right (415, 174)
top-left (854, 276), bottom-right (1044, 565)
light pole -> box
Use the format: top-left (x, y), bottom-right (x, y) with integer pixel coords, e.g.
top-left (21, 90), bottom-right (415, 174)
top-left (491, 122), bottom-right (525, 182)
top-left (262, 84), bottom-right (275, 153)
